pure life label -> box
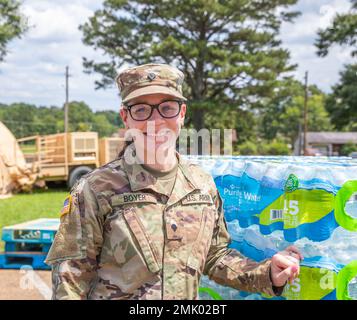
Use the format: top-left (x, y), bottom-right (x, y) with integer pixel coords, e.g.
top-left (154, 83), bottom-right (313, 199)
top-left (223, 187), bottom-right (261, 202)
top-left (213, 160), bottom-right (357, 242)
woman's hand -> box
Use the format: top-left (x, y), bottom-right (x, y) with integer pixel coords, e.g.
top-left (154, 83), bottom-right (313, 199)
top-left (270, 245), bottom-right (304, 288)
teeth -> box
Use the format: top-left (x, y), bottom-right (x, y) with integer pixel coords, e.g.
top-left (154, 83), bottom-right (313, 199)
top-left (145, 132), bottom-right (168, 137)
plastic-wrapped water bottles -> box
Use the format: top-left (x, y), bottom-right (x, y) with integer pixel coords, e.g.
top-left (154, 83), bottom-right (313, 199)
top-left (200, 220), bottom-right (357, 300)
top-left (227, 218), bottom-right (357, 266)
top-left (185, 155), bottom-right (357, 300)
top-left (280, 257), bottom-right (356, 300)
top-left (186, 156), bottom-right (357, 241)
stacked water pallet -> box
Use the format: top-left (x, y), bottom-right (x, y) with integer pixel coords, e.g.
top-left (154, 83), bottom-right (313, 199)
top-left (0, 219), bottom-right (60, 270)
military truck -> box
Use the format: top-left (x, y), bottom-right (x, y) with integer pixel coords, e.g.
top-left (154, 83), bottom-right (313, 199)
top-left (18, 132), bottom-right (125, 188)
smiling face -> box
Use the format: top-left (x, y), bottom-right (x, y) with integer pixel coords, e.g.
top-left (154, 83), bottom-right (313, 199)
top-left (120, 93), bottom-right (186, 164)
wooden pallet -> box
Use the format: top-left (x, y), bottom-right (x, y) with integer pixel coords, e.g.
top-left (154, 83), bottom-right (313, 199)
top-left (2, 218), bottom-right (60, 244)
top-left (4, 241), bottom-right (52, 253)
top-left (0, 251), bottom-right (50, 270)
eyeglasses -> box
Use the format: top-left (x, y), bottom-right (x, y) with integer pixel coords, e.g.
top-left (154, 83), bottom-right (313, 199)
top-left (124, 100), bottom-right (183, 121)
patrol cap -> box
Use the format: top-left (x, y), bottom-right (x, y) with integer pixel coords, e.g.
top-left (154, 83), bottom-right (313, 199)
top-left (116, 63), bottom-right (187, 104)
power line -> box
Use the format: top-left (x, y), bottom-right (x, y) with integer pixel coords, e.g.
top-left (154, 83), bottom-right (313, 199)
top-left (1, 119), bottom-right (118, 129)
top-left (1, 119), bottom-right (58, 125)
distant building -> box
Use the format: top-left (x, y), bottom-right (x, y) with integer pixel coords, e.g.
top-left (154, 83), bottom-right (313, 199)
top-left (294, 132), bottom-right (357, 156)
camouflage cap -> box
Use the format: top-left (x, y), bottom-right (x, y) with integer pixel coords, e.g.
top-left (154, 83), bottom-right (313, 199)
top-left (116, 63), bottom-right (187, 104)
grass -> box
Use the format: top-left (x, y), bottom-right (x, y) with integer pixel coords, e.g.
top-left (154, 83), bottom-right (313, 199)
top-left (0, 188), bottom-right (68, 251)
top-left (20, 144), bottom-right (37, 154)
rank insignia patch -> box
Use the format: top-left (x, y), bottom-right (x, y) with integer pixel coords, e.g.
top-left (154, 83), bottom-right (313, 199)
top-left (60, 195), bottom-right (72, 217)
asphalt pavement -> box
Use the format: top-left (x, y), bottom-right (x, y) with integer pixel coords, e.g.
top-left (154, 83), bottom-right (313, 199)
top-left (0, 269), bottom-right (51, 300)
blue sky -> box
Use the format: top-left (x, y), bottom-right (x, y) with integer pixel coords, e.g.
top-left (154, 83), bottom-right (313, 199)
top-left (0, 0), bottom-right (355, 112)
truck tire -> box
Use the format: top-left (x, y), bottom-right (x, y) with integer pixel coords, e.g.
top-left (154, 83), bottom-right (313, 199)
top-left (68, 166), bottom-right (93, 189)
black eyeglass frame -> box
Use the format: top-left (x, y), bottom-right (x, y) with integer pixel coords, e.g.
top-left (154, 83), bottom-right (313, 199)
top-left (123, 100), bottom-right (184, 121)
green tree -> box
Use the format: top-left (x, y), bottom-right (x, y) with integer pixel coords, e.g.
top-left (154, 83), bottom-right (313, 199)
top-left (34, 105), bottom-right (63, 135)
top-left (67, 101), bottom-right (95, 132)
top-left (236, 138), bottom-right (290, 155)
top-left (0, 103), bottom-right (6, 118)
top-left (199, 100), bottom-right (256, 154)
top-left (93, 113), bottom-right (117, 137)
top-left (0, 103), bottom-right (37, 137)
top-left (80, 0), bottom-right (300, 132)
top-left (194, 100), bottom-right (256, 143)
top-left (325, 64), bottom-right (357, 131)
top-left (67, 102), bottom-right (124, 136)
top-left (0, 0), bottom-right (28, 62)
top-left (340, 142), bottom-right (357, 156)
top-left (260, 139), bottom-right (290, 155)
top-left (315, 0), bottom-right (357, 57)
top-left (259, 80), bottom-right (332, 148)
top-left (279, 94), bottom-right (332, 147)
top-left (95, 110), bottom-right (124, 128)
top-left (0, 102), bottom-right (122, 138)
top-left (237, 140), bottom-right (258, 155)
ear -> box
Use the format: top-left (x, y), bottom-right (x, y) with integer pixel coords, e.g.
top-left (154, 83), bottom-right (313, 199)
top-left (120, 107), bottom-right (128, 128)
top-left (180, 103), bottom-right (187, 126)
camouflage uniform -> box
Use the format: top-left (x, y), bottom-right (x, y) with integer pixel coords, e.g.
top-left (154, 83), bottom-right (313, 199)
top-left (46, 63), bottom-right (283, 299)
top-left (46, 143), bottom-right (281, 300)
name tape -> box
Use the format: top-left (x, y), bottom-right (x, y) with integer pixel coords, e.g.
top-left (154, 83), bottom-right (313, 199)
top-left (181, 193), bottom-right (213, 205)
top-left (111, 193), bottom-right (158, 206)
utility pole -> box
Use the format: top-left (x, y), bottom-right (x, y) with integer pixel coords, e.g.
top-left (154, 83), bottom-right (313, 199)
top-left (64, 66), bottom-right (70, 133)
top-left (303, 71), bottom-right (309, 156)
top-left (298, 123), bottom-right (302, 156)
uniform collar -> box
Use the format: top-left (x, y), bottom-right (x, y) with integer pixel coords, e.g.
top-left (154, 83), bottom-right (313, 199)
top-left (123, 143), bottom-right (199, 202)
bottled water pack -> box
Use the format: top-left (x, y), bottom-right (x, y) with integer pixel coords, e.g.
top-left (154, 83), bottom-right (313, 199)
top-left (186, 156), bottom-right (357, 241)
top-left (199, 220), bottom-right (357, 300)
top-left (185, 156), bottom-right (357, 300)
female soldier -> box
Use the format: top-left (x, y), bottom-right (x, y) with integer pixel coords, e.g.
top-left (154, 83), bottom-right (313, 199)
top-left (46, 63), bottom-right (302, 300)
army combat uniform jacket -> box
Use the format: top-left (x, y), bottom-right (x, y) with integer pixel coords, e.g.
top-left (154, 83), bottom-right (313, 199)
top-left (46, 144), bottom-right (281, 299)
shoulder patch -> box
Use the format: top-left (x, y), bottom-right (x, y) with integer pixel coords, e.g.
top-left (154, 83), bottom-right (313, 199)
top-left (60, 195), bottom-right (72, 217)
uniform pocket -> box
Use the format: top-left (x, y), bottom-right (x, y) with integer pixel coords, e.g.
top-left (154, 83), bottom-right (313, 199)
top-left (107, 193), bottom-right (161, 273)
top-left (122, 207), bottom-right (160, 274)
top-left (165, 205), bottom-right (205, 243)
top-left (187, 206), bottom-right (216, 273)
top-left (100, 207), bottom-right (160, 293)
top-left (166, 193), bottom-right (214, 245)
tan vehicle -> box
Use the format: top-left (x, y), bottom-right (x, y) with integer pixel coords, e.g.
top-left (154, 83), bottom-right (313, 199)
top-left (18, 132), bottom-right (125, 188)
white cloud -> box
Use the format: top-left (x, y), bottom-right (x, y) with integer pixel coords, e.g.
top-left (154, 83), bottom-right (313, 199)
top-left (279, 0), bottom-right (354, 92)
top-left (21, 3), bottom-right (93, 42)
top-left (0, 0), bottom-right (119, 111)
top-left (285, 45), bottom-right (349, 88)
top-left (281, 0), bottom-right (351, 43)
top-left (0, 0), bottom-right (355, 111)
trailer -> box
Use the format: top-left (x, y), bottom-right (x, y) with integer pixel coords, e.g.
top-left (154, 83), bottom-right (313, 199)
top-left (17, 132), bottom-right (125, 188)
